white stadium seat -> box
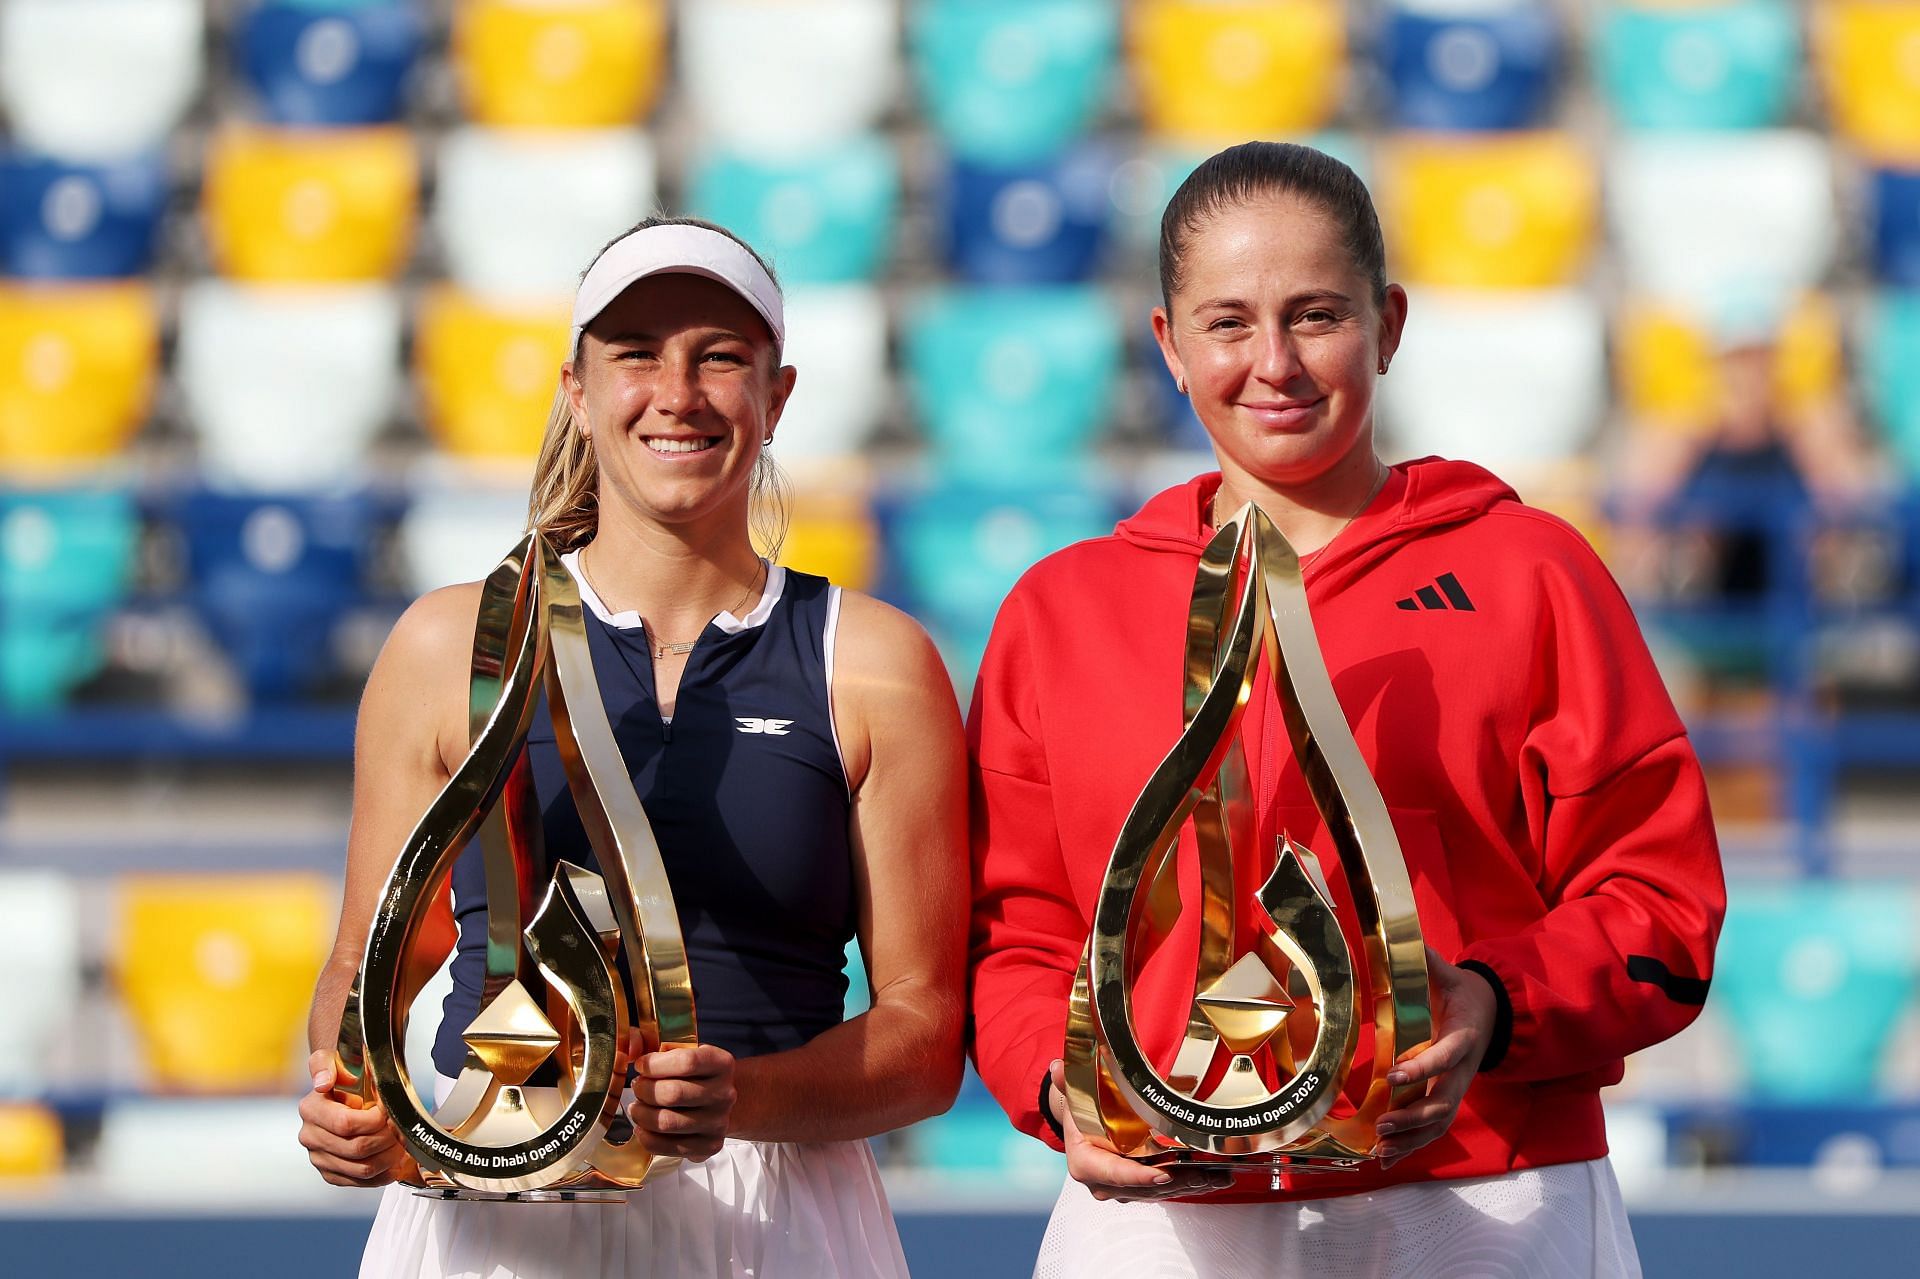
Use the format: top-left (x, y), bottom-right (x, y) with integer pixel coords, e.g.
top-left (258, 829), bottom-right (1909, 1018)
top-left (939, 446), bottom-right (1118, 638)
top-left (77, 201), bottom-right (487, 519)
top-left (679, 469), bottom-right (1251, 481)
top-left (771, 285), bottom-right (890, 465)
top-left (1608, 130), bottom-right (1837, 311)
top-left (398, 474), bottom-right (534, 596)
top-left (0, 872), bottom-right (80, 1092)
top-left (0, 0), bottom-right (204, 160)
top-left (433, 127), bottom-right (658, 300)
top-left (97, 1099), bottom-right (326, 1202)
top-left (177, 282), bottom-right (402, 491)
top-left (678, 0), bottom-right (897, 155)
top-left (1379, 288), bottom-right (1606, 472)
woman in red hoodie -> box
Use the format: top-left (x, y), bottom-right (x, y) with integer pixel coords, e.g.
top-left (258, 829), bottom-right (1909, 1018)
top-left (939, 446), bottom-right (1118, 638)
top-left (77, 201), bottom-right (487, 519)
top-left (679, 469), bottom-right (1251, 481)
top-left (967, 142), bottom-right (1724, 1276)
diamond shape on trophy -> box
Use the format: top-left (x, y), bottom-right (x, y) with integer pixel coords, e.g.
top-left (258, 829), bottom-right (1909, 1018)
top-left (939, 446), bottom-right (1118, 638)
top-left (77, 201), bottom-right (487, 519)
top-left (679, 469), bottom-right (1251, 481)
top-left (1195, 951), bottom-right (1296, 1056)
top-left (462, 978), bottom-right (562, 1085)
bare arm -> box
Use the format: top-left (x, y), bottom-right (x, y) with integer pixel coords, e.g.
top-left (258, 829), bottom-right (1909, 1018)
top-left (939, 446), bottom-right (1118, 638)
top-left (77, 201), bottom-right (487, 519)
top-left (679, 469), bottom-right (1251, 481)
top-left (710, 592), bottom-right (969, 1142)
top-left (298, 584), bottom-right (477, 1185)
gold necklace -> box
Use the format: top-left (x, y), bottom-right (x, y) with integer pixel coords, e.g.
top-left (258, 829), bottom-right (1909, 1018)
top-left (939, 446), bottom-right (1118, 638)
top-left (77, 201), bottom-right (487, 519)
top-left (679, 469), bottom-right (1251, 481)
top-left (579, 549), bottom-right (764, 661)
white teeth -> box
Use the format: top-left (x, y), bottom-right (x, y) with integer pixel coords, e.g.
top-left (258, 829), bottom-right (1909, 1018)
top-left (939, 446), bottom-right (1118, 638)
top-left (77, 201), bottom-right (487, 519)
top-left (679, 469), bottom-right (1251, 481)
top-left (646, 437), bottom-right (718, 454)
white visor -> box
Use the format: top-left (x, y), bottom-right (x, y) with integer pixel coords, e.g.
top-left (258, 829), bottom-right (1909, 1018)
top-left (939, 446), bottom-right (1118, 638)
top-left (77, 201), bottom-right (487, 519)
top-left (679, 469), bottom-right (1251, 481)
top-left (569, 223), bottom-right (784, 353)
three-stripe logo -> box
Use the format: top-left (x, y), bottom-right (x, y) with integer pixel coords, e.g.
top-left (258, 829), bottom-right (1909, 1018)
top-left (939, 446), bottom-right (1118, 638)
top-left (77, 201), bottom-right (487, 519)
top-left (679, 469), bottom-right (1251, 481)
top-left (1396, 572), bottom-right (1475, 612)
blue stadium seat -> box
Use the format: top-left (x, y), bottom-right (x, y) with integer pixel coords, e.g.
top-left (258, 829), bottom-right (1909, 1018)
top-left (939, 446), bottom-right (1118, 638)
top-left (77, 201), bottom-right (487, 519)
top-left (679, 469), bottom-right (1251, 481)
top-left (1714, 882), bottom-right (1917, 1101)
top-left (0, 488), bottom-right (139, 713)
top-left (1871, 168), bottom-right (1920, 288)
top-left (177, 493), bottom-right (374, 700)
top-left (885, 479), bottom-right (1117, 637)
top-left (1863, 291), bottom-right (1920, 482)
top-left (1594, 0), bottom-right (1799, 131)
top-left (0, 149), bottom-right (167, 278)
top-left (1378, 0), bottom-right (1560, 131)
top-left (903, 287), bottom-right (1122, 476)
top-left (236, 0), bottom-right (422, 126)
top-left (911, 0), bottom-right (1118, 165)
top-left (0, 0), bottom-right (203, 161)
top-left (685, 137), bottom-right (899, 285)
top-left (937, 147), bottom-right (1114, 284)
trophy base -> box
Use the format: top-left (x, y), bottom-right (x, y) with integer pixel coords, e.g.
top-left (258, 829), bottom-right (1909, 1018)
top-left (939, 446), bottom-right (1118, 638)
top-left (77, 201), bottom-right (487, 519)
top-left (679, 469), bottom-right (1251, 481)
top-left (411, 1187), bottom-right (636, 1204)
top-left (1138, 1150), bottom-right (1369, 1191)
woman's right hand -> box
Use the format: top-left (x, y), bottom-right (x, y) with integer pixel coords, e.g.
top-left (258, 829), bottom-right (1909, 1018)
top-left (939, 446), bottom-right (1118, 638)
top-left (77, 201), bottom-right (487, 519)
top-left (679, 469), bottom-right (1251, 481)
top-left (297, 1049), bottom-right (413, 1188)
top-left (1047, 1059), bottom-right (1233, 1203)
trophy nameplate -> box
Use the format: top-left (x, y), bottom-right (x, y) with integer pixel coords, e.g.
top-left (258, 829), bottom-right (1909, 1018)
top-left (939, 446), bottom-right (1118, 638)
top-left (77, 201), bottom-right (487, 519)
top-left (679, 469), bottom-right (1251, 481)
top-left (1063, 505), bottom-right (1431, 1186)
top-left (332, 533), bottom-right (696, 1200)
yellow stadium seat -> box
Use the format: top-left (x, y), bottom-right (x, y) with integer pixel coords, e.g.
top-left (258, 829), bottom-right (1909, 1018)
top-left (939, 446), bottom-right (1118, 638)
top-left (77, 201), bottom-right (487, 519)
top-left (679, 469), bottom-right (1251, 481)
top-left (454, 0), bottom-right (666, 128)
top-left (1817, 1), bottom-right (1920, 163)
top-left (416, 287), bottom-right (570, 461)
top-left (0, 1103), bottom-right (62, 1180)
top-left (1617, 293), bottom-right (1846, 429)
top-left (114, 875), bottom-right (333, 1092)
top-left (776, 491), bottom-right (879, 591)
top-left (202, 125), bottom-right (417, 282)
top-left (0, 283), bottom-right (157, 469)
top-left (1131, 0), bottom-right (1344, 142)
top-left (1378, 133), bottom-right (1597, 289)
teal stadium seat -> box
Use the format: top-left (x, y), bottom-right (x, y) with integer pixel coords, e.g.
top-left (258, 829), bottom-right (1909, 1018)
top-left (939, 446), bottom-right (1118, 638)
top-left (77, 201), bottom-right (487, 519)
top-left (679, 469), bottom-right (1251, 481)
top-left (903, 287), bottom-right (1122, 480)
top-left (686, 137), bottom-right (899, 285)
top-left (1595, 0), bottom-right (1799, 131)
top-left (1863, 291), bottom-right (1920, 482)
top-left (909, 1066), bottom-right (1065, 1180)
top-left (0, 489), bottom-right (138, 713)
top-left (911, 0), bottom-right (1119, 165)
top-left (1714, 881), bottom-right (1918, 1101)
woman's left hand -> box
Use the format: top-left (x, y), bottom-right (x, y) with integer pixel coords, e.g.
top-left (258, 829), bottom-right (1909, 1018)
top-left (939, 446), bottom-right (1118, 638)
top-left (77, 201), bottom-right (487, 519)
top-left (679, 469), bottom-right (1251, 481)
top-left (1373, 945), bottom-right (1498, 1169)
top-left (627, 1044), bottom-right (738, 1162)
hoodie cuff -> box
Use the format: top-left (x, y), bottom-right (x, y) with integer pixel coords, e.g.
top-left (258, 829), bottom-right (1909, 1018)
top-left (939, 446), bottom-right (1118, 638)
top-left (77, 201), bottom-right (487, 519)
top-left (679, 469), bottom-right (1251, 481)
top-left (1458, 959), bottom-right (1513, 1073)
top-left (1038, 1070), bottom-right (1065, 1143)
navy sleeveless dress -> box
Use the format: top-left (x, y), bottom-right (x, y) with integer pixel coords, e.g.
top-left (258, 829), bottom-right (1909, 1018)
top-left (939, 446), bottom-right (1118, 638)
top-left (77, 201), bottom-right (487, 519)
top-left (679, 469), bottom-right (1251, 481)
top-left (432, 556), bottom-right (855, 1076)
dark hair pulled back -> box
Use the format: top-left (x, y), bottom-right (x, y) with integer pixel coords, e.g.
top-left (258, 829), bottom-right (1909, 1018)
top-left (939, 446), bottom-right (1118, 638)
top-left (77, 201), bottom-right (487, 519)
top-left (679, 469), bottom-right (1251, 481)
top-left (1158, 141), bottom-right (1386, 309)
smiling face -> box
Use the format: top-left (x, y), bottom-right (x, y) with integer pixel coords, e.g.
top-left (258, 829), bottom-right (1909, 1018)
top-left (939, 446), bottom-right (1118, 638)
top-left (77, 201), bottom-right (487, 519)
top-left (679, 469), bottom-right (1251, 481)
top-left (562, 272), bottom-right (794, 533)
top-left (1153, 193), bottom-right (1406, 495)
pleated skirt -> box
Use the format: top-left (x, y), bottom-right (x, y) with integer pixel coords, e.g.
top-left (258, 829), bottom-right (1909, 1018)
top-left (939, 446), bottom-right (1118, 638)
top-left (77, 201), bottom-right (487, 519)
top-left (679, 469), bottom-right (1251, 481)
top-left (1032, 1158), bottom-right (1641, 1279)
top-left (359, 1136), bottom-right (910, 1279)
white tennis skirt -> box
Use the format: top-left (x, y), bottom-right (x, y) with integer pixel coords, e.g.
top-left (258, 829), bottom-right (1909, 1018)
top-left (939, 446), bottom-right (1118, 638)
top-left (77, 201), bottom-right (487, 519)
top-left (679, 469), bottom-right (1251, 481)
top-left (1033, 1158), bottom-right (1641, 1279)
top-left (359, 1136), bottom-right (910, 1279)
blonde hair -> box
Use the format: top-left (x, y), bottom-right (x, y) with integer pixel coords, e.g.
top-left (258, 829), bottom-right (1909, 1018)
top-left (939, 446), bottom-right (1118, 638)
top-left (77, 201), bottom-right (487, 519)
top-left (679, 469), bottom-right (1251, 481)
top-left (525, 218), bottom-right (793, 560)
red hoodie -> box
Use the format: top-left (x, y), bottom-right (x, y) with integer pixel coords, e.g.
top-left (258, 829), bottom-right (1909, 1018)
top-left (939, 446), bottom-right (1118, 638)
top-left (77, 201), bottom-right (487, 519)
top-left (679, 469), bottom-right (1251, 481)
top-left (966, 459), bottom-right (1725, 1202)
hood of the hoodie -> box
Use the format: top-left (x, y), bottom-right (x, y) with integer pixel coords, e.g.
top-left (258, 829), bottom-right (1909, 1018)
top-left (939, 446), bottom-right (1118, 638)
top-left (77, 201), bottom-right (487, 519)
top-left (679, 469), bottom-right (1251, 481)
top-left (1113, 456), bottom-right (1520, 590)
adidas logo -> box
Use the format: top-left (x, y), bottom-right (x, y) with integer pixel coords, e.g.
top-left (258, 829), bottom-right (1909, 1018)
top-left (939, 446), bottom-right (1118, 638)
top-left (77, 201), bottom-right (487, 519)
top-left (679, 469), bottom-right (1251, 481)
top-left (1396, 572), bottom-right (1475, 612)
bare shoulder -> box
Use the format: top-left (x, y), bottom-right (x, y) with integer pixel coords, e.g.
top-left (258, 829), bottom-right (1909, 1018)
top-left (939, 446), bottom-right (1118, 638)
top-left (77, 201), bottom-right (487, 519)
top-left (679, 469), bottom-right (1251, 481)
top-left (831, 589), bottom-right (951, 692)
top-left (829, 590), bottom-right (963, 789)
top-left (359, 581), bottom-right (487, 767)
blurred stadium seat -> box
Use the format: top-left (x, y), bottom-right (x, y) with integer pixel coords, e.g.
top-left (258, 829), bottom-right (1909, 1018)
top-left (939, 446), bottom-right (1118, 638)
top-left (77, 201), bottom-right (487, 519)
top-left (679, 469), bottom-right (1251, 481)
top-left (0, 282), bottom-right (158, 468)
top-left (1380, 288), bottom-right (1606, 470)
top-left (1863, 291), bottom-right (1920, 482)
top-left (432, 126), bottom-right (656, 299)
top-left (0, 0), bottom-right (203, 161)
top-left (1816, 0), bottom-right (1920, 164)
top-left (97, 1098), bottom-right (324, 1199)
top-left (236, 0), bottom-right (422, 127)
top-left (1378, 132), bottom-right (1597, 288)
top-left (397, 478), bottom-right (531, 596)
top-left (451, 0), bottom-right (664, 129)
top-left (773, 285), bottom-right (890, 464)
top-left (0, 872), bottom-right (81, 1091)
top-left (176, 494), bottom-right (374, 699)
top-left (937, 145), bottom-right (1115, 285)
top-left (685, 137), bottom-right (899, 286)
top-left (679, 0), bottom-right (897, 154)
top-left (911, 0), bottom-right (1119, 165)
top-left (909, 1066), bottom-right (1064, 1180)
top-left (1376, 0), bottom-right (1560, 132)
top-left (903, 287), bottom-right (1122, 479)
top-left (1608, 130), bottom-right (1837, 309)
top-left (0, 1103), bottom-right (62, 1180)
top-left (414, 286), bottom-right (570, 460)
top-left (1870, 167), bottom-right (1920, 287)
top-left (1130, 0), bottom-right (1344, 142)
top-left (175, 281), bottom-right (401, 491)
top-left (201, 124), bottom-right (417, 282)
top-left (1594, 0), bottom-right (1800, 131)
top-left (1616, 292), bottom-right (1844, 427)
top-left (1714, 881), bottom-right (1917, 1100)
top-left (0, 488), bottom-right (138, 713)
top-left (0, 149), bottom-right (168, 279)
top-left (778, 490), bottom-right (880, 593)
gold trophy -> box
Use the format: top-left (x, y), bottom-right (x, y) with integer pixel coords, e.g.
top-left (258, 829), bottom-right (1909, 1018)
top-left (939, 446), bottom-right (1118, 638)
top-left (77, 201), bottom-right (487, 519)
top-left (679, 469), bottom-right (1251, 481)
top-left (331, 533), bottom-right (696, 1200)
top-left (1063, 505), bottom-right (1431, 1186)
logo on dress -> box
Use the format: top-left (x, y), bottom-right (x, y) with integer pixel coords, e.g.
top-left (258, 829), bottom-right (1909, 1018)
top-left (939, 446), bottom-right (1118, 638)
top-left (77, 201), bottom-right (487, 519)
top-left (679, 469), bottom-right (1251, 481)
top-left (735, 717), bottom-right (794, 736)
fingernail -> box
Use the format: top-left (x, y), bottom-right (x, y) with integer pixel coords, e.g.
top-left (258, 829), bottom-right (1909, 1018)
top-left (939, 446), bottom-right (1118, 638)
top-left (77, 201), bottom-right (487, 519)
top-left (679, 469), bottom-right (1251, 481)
top-left (313, 1071), bottom-right (331, 1089)
top-left (1153, 1172), bottom-right (1172, 1185)
top-left (1387, 1070), bottom-right (1409, 1085)
top-left (1376, 1122), bottom-right (1398, 1135)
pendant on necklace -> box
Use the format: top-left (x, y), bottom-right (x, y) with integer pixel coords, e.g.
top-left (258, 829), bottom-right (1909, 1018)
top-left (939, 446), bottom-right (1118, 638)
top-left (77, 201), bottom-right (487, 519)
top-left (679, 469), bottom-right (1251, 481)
top-left (655, 640), bottom-right (697, 659)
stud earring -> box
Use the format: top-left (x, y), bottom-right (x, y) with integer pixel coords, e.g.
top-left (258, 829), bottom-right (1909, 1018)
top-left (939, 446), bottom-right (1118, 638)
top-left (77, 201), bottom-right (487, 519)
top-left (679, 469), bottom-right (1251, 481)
top-left (1377, 359), bottom-right (1389, 375)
